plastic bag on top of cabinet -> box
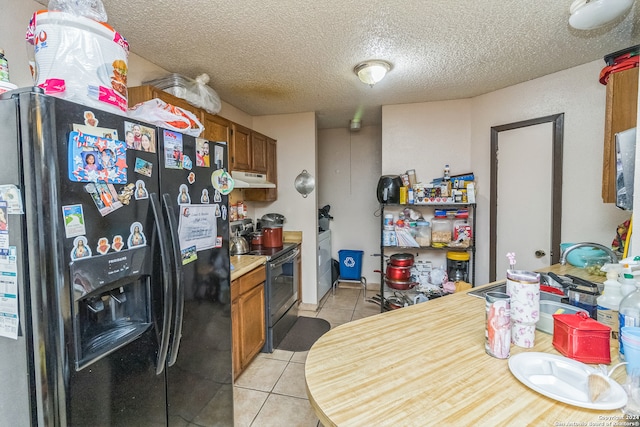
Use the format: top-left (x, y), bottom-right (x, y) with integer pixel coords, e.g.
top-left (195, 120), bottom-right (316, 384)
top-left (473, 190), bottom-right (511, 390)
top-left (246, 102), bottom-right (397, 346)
top-left (127, 99), bottom-right (204, 137)
top-left (143, 73), bottom-right (222, 115)
top-left (48, 0), bottom-right (108, 22)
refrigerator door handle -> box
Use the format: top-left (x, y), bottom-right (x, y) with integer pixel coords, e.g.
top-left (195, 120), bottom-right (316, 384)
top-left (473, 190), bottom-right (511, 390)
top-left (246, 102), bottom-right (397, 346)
top-left (150, 192), bottom-right (173, 375)
top-left (163, 193), bottom-right (185, 366)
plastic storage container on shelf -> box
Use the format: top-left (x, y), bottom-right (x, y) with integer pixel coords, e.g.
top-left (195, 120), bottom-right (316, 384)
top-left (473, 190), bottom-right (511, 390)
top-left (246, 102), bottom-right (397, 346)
top-left (446, 252), bottom-right (469, 282)
top-left (415, 221), bottom-right (431, 247)
top-left (431, 216), bottom-right (451, 248)
top-left (451, 216), bottom-right (472, 248)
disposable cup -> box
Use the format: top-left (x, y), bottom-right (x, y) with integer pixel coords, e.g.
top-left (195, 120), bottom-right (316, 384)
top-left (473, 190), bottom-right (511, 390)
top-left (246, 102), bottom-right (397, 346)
top-left (622, 332), bottom-right (640, 347)
top-left (622, 326), bottom-right (640, 341)
top-left (622, 336), bottom-right (640, 376)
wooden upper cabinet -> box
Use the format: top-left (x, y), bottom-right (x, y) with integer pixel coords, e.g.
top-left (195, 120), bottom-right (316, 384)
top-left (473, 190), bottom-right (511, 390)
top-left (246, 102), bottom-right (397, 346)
top-left (245, 137), bottom-right (277, 202)
top-left (251, 131), bottom-right (268, 174)
top-left (602, 67), bottom-right (638, 203)
top-left (127, 85), bottom-right (278, 200)
top-left (230, 123), bottom-right (252, 171)
top-left (202, 113), bottom-right (230, 143)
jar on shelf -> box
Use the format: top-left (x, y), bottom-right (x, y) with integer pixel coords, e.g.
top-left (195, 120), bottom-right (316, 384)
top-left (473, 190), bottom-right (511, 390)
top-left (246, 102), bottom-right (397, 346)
top-left (450, 216), bottom-right (472, 248)
top-left (431, 216), bottom-right (451, 247)
top-left (447, 251), bottom-right (470, 282)
top-left (415, 221), bottom-right (431, 246)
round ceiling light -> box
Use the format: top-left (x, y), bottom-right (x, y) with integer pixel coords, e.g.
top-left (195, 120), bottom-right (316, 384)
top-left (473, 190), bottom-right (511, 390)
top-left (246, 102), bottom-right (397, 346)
top-left (569, 0), bottom-right (634, 30)
top-left (354, 60), bottom-right (392, 86)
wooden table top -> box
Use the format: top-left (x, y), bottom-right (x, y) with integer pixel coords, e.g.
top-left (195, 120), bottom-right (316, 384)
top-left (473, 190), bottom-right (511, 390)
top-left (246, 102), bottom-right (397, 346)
top-left (305, 265), bottom-right (631, 426)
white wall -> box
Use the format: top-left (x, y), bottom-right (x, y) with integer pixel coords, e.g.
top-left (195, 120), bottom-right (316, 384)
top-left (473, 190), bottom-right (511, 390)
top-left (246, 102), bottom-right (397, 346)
top-left (380, 61), bottom-right (629, 285)
top-left (381, 100), bottom-right (473, 273)
top-left (252, 112), bottom-right (318, 306)
top-left (318, 126), bottom-right (382, 287)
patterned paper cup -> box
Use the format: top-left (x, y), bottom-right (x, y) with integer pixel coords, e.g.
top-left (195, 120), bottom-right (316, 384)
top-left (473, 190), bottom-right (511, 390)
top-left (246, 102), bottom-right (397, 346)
top-left (507, 270), bottom-right (540, 324)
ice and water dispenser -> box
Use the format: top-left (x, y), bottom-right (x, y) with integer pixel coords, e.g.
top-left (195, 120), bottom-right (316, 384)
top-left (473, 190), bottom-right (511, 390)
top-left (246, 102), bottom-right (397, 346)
top-left (70, 247), bottom-right (153, 370)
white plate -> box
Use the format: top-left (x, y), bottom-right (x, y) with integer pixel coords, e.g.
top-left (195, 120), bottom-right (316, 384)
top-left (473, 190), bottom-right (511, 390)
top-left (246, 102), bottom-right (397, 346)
top-left (508, 352), bottom-right (628, 410)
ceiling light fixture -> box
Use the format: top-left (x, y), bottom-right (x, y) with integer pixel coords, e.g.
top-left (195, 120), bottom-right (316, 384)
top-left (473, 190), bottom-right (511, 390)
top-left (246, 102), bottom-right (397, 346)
top-left (354, 60), bottom-right (392, 86)
top-left (569, 0), bottom-right (634, 30)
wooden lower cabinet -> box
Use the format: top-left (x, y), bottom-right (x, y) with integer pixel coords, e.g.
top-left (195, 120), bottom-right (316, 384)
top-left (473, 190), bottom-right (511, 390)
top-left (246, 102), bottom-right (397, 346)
top-left (231, 265), bottom-right (266, 380)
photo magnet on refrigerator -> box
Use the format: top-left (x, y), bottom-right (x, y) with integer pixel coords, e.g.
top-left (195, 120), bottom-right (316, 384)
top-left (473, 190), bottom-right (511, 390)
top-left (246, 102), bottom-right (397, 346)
top-left (124, 121), bottom-right (156, 153)
top-left (134, 180), bottom-right (149, 200)
top-left (0, 201), bottom-right (8, 255)
top-left (83, 111), bottom-right (99, 127)
top-left (211, 170), bottom-right (232, 195)
top-left (200, 189), bottom-right (210, 204)
top-left (73, 120), bottom-right (118, 140)
top-left (163, 130), bottom-right (184, 169)
top-left (71, 236), bottom-right (92, 261)
top-left (127, 222), bottom-right (147, 248)
top-left (96, 237), bottom-right (110, 255)
top-left (62, 204), bottom-right (86, 238)
top-left (181, 246), bottom-right (197, 265)
top-left (134, 158), bottom-right (153, 177)
top-left (214, 190), bottom-right (222, 203)
top-left (187, 172), bottom-right (196, 184)
top-left (221, 205), bottom-right (227, 221)
top-left (178, 184), bottom-right (191, 205)
top-left (183, 155), bottom-right (193, 170)
top-left (112, 235), bottom-right (124, 252)
top-left (68, 131), bottom-right (127, 183)
top-left (0, 185), bottom-right (24, 214)
top-left (85, 183), bottom-right (123, 215)
top-left (196, 139), bottom-right (210, 167)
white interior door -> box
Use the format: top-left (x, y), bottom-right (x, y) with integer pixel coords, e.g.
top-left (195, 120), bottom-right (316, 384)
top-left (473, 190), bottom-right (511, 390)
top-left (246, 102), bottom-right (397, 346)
top-left (496, 123), bottom-right (554, 277)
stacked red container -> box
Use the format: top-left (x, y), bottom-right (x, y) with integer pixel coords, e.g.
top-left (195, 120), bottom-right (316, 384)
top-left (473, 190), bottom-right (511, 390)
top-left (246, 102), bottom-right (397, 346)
top-left (552, 312), bottom-right (611, 364)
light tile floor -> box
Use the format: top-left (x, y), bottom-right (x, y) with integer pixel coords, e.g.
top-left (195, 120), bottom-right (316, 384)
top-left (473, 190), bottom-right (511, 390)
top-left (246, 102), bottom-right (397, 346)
top-left (233, 283), bottom-right (381, 426)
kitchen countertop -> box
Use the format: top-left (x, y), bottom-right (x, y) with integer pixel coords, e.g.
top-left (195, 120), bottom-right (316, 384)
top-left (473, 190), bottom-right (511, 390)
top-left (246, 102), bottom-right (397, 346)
top-left (230, 255), bottom-right (267, 281)
top-left (305, 264), bottom-right (629, 426)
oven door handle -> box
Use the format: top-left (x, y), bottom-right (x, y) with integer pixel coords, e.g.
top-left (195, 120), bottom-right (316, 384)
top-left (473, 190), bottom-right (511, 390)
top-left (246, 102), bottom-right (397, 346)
top-left (270, 247), bottom-right (300, 269)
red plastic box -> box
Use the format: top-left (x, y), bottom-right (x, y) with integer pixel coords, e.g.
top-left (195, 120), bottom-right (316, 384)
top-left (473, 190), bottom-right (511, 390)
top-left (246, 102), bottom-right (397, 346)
top-left (552, 312), bottom-right (611, 364)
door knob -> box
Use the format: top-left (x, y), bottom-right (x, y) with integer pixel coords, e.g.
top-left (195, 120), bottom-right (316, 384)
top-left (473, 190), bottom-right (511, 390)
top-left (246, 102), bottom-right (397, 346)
top-left (535, 250), bottom-right (546, 258)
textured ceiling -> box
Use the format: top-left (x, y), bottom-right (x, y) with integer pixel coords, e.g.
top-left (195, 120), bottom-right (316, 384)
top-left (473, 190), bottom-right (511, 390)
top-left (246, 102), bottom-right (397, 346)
top-left (40, 1), bottom-right (640, 129)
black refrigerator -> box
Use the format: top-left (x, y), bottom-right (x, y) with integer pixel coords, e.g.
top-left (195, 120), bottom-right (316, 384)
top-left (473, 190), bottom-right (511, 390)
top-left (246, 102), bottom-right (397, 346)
top-left (0, 88), bottom-right (232, 426)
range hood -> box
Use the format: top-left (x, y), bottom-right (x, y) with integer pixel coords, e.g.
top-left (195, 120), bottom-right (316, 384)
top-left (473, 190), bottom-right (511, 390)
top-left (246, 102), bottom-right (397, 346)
top-left (231, 171), bottom-right (276, 189)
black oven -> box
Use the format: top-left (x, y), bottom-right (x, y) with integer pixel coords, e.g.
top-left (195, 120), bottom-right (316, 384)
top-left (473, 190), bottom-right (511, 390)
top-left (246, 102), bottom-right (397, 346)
top-left (249, 243), bottom-right (300, 352)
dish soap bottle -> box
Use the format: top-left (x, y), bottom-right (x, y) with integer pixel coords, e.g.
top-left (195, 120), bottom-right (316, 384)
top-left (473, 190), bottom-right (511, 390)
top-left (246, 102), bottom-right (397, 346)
top-left (620, 271), bottom-right (636, 297)
top-left (618, 280), bottom-right (640, 361)
top-left (597, 270), bottom-right (623, 339)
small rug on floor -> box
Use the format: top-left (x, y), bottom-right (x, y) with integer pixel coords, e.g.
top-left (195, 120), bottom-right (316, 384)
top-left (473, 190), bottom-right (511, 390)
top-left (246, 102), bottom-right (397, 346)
top-left (277, 317), bottom-right (331, 352)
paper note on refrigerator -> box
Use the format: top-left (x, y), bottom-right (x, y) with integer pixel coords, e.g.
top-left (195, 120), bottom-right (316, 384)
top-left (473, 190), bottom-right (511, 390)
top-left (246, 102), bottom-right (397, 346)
top-left (0, 247), bottom-right (18, 339)
top-left (177, 204), bottom-right (217, 255)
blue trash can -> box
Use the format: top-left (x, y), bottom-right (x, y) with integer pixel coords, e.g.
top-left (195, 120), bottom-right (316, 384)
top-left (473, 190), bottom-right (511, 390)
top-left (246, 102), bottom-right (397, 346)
top-left (338, 250), bottom-right (364, 280)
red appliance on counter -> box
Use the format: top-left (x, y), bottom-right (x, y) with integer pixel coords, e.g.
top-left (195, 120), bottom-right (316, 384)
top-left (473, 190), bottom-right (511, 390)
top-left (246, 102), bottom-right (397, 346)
top-left (263, 225), bottom-right (283, 248)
